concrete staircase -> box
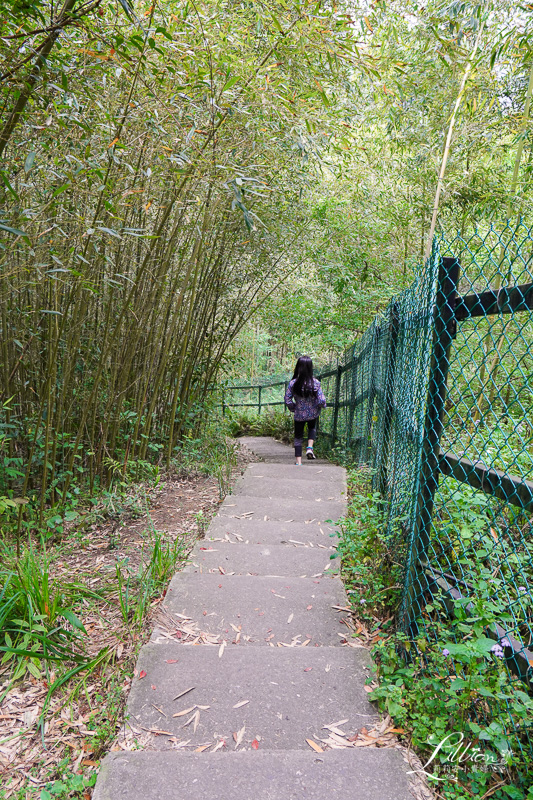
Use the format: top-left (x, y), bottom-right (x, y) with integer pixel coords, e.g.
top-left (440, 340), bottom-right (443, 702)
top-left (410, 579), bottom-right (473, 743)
top-left (94, 437), bottom-right (412, 800)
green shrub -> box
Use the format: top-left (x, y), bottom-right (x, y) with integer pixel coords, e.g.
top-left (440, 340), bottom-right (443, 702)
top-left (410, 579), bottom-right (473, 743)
top-left (337, 470), bottom-right (533, 797)
top-left (226, 408), bottom-right (293, 442)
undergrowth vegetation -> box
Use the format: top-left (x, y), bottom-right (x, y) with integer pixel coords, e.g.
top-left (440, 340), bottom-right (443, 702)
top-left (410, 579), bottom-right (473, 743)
top-left (226, 408), bottom-right (293, 443)
top-left (0, 419), bottom-right (240, 795)
top-left (335, 470), bottom-right (533, 800)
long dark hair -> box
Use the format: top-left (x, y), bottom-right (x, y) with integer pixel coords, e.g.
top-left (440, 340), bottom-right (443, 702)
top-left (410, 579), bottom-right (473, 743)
top-left (292, 355), bottom-right (317, 398)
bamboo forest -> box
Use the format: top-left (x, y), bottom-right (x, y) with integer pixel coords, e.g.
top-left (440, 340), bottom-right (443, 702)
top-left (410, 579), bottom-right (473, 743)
top-left (2, 1), bottom-right (533, 798)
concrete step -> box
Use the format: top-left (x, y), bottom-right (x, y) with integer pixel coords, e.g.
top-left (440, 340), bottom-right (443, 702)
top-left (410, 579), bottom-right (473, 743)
top-left (156, 573), bottom-right (349, 647)
top-left (95, 749), bottom-right (413, 800)
top-left (206, 518), bottom-right (337, 546)
top-left (243, 461), bottom-right (346, 484)
top-left (122, 645), bottom-right (377, 751)
top-left (232, 474), bottom-right (344, 502)
top-left (239, 437), bottom-right (334, 465)
top-left (239, 436), bottom-right (296, 456)
top-left (217, 496), bottom-right (345, 525)
top-left (184, 542), bottom-right (339, 577)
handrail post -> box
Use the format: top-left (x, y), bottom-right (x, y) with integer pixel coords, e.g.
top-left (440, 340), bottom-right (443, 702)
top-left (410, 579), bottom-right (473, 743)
top-left (347, 346), bottom-right (358, 456)
top-left (332, 364), bottom-right (342, 445)
top-left (258, 385), bottom-right (262, 415)
top-left (399, 255), bottom-right (460, 635)
top-left (364, 324), bottom-right (382, 462)
top-left (376, 303), bottom-right (400, 496)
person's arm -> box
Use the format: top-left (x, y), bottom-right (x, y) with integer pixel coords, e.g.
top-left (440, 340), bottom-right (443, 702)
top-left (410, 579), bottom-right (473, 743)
top-left (317, 380), bottom-right (327, 408)
top-left (285, 381), bottom-right (296, 412)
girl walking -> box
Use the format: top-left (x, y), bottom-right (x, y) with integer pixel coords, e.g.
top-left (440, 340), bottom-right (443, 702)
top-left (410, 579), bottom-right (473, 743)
top-left (284, 356), bottom-right (327, 465)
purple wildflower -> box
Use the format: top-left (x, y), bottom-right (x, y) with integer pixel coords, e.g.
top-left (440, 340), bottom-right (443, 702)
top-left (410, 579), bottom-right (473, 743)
top-left (500, 638), bottom-right (511, 649)
top-left (442, 648), bottom-right (450, 657)
top-left (491, 643), bottom-right (504, 658)
top-left (360, 599), bottom-right (366, 605)
top-left (518, 586), bottom-right (527, 593)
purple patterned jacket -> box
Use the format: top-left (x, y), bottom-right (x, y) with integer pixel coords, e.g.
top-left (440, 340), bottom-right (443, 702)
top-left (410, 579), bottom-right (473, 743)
top-left (284, 378), bottom-right (326, 421)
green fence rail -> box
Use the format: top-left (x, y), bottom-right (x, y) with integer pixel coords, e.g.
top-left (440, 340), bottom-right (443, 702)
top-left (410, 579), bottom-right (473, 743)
top-left (223, 223), bottom-right (533, 759)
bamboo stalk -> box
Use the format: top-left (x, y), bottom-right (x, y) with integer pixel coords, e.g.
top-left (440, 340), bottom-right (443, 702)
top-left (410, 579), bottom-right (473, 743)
top-left (424, 20), bottom-right (486, 260)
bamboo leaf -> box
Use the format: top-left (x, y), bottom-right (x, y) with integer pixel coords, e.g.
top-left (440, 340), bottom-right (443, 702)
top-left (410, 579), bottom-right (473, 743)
top-left (0, 222), bottom-right (28, 238)
top-left (222, 76), bottom-right (240, 92)
top-left (24, 152), bottom-right (36, 173)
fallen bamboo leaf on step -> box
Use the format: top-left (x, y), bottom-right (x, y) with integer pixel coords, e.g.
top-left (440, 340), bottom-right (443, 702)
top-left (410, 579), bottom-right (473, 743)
top-left (323, 724), bottom-right (347, 737)
top-left (212, 740), bottom-right (225, 752)
top-left (233, 700), bottom-right (249, 709)
top-left (324, 719), bottom-right (349, 730)
top-left (219, 640), bottom-right (226, 658)
top-left (305, 738), bottom-right (323, 753)
top-left (194, 744), bottom-right (211, 752)
top-left (287, 613), bottom-right (294, 624)
top-left (173, 706), bottom-right (196, 718)
top-left (233, 725), bottom-right (246, 747)
top-left (152, 704), bottom-right (167, 716)
top-left (140, 726), bottom-right (173, 736)
top-left (182, 710), bottom-right (200, 730)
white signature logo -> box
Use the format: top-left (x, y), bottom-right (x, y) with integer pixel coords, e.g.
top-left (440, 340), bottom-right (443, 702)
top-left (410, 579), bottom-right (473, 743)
top-left (407, 732), bottom-right (511, 781)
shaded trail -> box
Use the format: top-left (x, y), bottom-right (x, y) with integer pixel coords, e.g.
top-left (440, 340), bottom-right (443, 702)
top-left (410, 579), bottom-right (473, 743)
top-left (94, 437), bottom-right (412, 799)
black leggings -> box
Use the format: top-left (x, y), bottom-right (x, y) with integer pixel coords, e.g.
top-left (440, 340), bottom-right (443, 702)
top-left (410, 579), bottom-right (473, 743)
top-left (294, 418), bottom-right (318, 457)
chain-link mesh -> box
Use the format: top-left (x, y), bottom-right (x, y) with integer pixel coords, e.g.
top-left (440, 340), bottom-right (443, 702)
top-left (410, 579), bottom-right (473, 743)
top-left (223, 222), bottom-right (533, 757)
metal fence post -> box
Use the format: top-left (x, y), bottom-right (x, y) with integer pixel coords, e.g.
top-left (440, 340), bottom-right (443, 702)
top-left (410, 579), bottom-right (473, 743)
top-left (364, 325), bottom-right (382, 462)
top-left (222, 389), bottom-right (226, 417)
top-left (399, 255), bottom-right (460, 634)
top-left (258, 385), bottom-right (262, 415)
top-left (376, 303), bottom-right (400, 497)
top-left (331, 364), bottom-right (342, 444)
top-left (347, 347), bottom-right (358, 456)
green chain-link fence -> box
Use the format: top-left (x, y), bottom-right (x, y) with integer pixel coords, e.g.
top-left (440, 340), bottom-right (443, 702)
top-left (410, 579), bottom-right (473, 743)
top-left (223, 222), bottom-right (533, 756)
